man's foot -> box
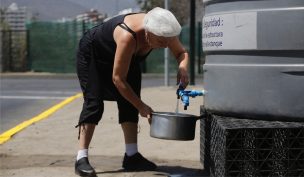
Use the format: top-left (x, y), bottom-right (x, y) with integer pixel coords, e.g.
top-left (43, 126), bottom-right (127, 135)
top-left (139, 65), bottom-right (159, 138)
top-left (75, 157), bottom-right (96, 177)
top-left (122, 152), bottom-right (157, 171)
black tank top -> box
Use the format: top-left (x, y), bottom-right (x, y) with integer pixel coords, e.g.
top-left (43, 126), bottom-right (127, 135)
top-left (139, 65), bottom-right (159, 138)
top-left (88, 13), bottom-right (151, 65)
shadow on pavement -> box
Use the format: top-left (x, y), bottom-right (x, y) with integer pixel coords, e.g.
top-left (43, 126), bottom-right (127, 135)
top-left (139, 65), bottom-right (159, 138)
top-left (97, 165), bottom-right (209, 177)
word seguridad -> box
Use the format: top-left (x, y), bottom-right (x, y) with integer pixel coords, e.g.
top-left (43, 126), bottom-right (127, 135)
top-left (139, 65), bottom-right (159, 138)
top-left (203, 17), bottom-right (222, 30)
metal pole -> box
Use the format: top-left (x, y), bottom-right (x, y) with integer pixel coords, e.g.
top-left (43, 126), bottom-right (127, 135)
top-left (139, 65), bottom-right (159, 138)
top-left (164, 0), bottom-right (169, 86)
top-left (190, 0), bottom-right (195, 85)
top-left (82, 19), bottom-right (85, 34)
top-left (197, 22), bottom-right (202, 74)
top-left (26, 29), bottom-right (31, 71)
top-left (8, 30), bottom-right (12, 71)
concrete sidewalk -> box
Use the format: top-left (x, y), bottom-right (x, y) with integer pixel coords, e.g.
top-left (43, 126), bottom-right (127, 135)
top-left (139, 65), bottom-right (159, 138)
top-left (0, 86), bottom-right (207, 177)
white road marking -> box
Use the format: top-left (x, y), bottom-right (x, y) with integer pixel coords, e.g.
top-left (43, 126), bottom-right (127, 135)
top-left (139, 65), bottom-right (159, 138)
top-left (0, 96), bottom-right (68, 100)
top-left (1, 91), bottom-right (78, 95)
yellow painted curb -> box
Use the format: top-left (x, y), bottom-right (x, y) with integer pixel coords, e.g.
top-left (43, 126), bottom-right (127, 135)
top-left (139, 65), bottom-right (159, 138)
top-left (0, 93), bottom-right (82, 145)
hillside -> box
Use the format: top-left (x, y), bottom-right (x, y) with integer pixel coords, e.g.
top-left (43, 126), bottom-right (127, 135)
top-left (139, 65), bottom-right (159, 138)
top-left (66, 0), bottom-right (140, 16)
top-left (1, 0), bottom-right (140, 21)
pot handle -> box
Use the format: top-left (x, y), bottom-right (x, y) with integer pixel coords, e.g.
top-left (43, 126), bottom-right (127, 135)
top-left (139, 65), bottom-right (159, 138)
top-left (196, 108), bottom-right (207, 120)
top-left (196, 114), bottom-right (206, 120)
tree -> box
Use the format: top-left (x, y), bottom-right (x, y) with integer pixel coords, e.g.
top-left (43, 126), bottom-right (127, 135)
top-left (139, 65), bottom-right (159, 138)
top-left (136, 0), bottom-right (203, 26)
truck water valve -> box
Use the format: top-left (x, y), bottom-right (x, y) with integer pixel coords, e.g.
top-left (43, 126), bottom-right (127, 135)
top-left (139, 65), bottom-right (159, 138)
top-left (176, 86), bottom-right (205, 110)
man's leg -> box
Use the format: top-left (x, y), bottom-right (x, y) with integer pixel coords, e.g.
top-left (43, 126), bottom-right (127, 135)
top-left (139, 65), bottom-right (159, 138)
top-left (75, 124), bottom-right (96, 176)
top-left (121, 122), bottom-right (137, 144)
top-left (76, 35), bottom-right (103, 176)
top-left (79, 124), bottom-right (96, 150)
top-left (121, 122), bottom-right (138, 156)
top-left (121, 122), bottom-right (157, 171)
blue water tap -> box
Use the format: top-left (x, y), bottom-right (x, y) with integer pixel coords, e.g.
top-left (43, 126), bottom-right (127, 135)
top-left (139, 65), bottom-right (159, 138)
top-left (177, 85), bottom-right (205, 110)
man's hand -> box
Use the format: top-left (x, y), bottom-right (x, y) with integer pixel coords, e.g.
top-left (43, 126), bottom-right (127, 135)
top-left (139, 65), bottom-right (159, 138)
top-left (148, 116), bottom-right (152, 125)
top-left (177, 67), bottom-right (189, 88)
top-left (138, 103), bottom-right (153, 119)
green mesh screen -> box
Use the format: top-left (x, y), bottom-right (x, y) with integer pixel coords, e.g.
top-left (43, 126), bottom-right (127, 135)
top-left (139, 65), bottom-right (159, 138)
top-left (27, 21), bottom-right (82, 73)
top-left (27, 22), bottom-right (202, 73)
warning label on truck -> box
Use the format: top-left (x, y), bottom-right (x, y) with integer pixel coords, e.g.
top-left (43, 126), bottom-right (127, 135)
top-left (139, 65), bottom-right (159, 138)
top-left (202, 12), bottom-right (257, 51)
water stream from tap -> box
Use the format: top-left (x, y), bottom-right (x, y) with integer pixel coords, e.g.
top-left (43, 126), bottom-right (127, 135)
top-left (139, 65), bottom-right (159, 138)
top-left (175, 99), bottom-right (179, 113)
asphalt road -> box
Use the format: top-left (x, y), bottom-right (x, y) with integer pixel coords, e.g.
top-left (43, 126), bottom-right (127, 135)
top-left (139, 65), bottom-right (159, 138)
top-left (0, 74), bottom-right (203, 134)
top-left (0, 74), bottom-right (81, 133)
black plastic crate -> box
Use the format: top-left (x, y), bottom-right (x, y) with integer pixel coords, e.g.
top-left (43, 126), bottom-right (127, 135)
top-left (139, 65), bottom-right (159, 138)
top-left (200, 109), bottom-right (304, 177)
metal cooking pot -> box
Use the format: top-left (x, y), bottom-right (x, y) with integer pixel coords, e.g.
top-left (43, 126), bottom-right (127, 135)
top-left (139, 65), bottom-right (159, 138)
top-left (150, 112), bottom-right (204, 141)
